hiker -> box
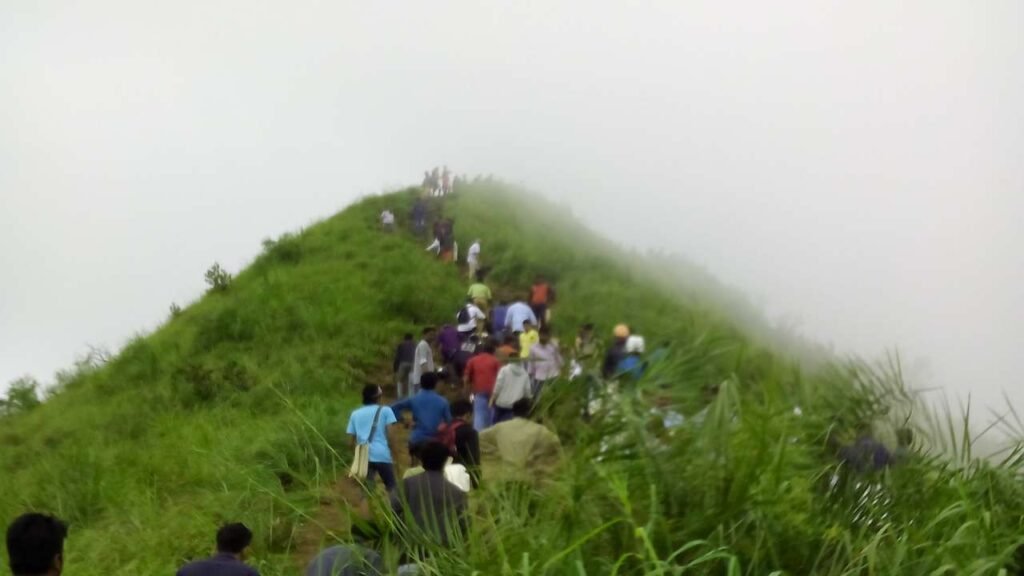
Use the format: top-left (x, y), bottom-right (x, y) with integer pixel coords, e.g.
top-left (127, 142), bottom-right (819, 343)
top-left (411, 197), bottom-right (427, 237)
top-left (430, 167), bottom-right (441, 196)
top-left (440, 399), bottom-right (481, 487)
top-left (393, 333), bottom-right (416, 399)
top-left (456, 298), bottom-right (486, 340)
top-left (6, 513), bottom-right (67, 576)
top-left (441, 166), bottom-right (451, 195)
top-left (479, 399), bottom-right (562, 485)
top-left (463, 341), bottom-right (501, 431)
top-left (602, 324), bottom-right (630, 378)
top-left (836, 427), bottom-right (892, 474)
top-left (347, 385), bottom-right (399, 492)
top-left (616, 335), bottom-right (646, 380)
top-left (490, 356), bottom-right (532, 424)
top-left (409, 327), bottom-right (436, 397)
top-left (177, 523), bottom-right (260, 576)
top-left (893, 428), bottom-right (915, 465)
top-left (425, 236), bottom-right (441, 256)
top-left (437, 324), bottom-right (461, 367)
top-left (305, 544), bottom-right (383, 576)
top-left (466, 239), bottom-right (482, 281)
top-left (467, 275), bottom-right (492, 312)
top-left (490, 299), bottom-right (509, 341)
top-left (391, 373), bottom-right (452, 459)
top-left (380, 209), bottom-right (395, 232)
top-left (496, 333), bottom-right (519, 361)
top-left (390, 441), bottom-right (468, 548)
top-left (503, 300), bottom-right (537, 335)
top-left (518, 320), bottom-right (539, 360)
top-left (528, 326), bottom-right (563, 398)
top-left (451, 334), bottom-right (480, 383)
top-left (574, 323), bottom-right (598, 363)
top-left (421, 170), bottom-right (432, 191)
top-left (529, 275), bottom-right (555, 327)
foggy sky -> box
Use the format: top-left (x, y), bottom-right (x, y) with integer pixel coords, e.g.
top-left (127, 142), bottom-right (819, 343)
top-left (2, 2), bottom-right (1021, 424)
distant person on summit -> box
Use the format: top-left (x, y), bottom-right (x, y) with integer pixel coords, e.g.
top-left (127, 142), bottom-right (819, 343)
top-left (6, 513), bottom-right (68, 576)
top-left (177, 523), bottom-right (260, 576)
top-left (380, 209), bottom-right (395, 232)
top-left (410, 327), bottom-right (436, 397)
top-left (503, 300), bottom-right (538, 335)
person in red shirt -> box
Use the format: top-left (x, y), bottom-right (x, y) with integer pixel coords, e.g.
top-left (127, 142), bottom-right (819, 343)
top-left (463, 342), bottom-right (502, 431)
top-left (530, 275), bottom-right (556, 328)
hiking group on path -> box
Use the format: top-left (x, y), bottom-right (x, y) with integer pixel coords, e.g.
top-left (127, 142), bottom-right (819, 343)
top-left (3, 173), bottom-right (920, 576)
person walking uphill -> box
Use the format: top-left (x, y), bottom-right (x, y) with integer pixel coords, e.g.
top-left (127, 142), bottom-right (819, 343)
top-left (479, 399), bottom-right (562, 486)
top-left (347, 385), bottom-right (399, 492)
top-left (530, 275), bottom-right (556, 328)
top-left (466, 239), bottom-right (482, 282)
top-left (390, 442), bottom-right (468, 550)
top-left (392, 373), bottom-right (452, 459)
top-left (177, 523), bottom-right (260, 576)
top-left (410, 327), bottom-right (437, 398)
top-left (456, 298), bottom-right (486, 340)
top-left (490, 357), bottom-right (532, 424)
top-left (503, 301), bottom-right (538, 335)
top-left (529, 326), bottom-right (563, 397)
top-left (463, 341), bottom-right (501, 430)
top-left (393, 333), bottom-right (416, 399)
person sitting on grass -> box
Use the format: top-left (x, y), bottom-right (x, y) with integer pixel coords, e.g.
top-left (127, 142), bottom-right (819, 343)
top-left (6, 513), bottom-right (68, 576)
top-left (391, 441), bottom-right (469, 550)
top-left (177, 523), bottom-right (260, 576)
top-left (347, 385), bottom-right (400, 492)
top-left (391, 373), bottom-right (452, 461)
top-left (479, 398), bottom-right (562, 486)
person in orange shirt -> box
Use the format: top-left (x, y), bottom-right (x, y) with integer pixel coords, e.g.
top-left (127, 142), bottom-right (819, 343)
top-left (530, 275), bottom-right (556, 328)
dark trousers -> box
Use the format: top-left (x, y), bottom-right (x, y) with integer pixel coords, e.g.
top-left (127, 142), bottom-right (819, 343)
top-left (367, 462), bottom-right (397, 491)
top-left (494, 406), bottom-right (515, 424)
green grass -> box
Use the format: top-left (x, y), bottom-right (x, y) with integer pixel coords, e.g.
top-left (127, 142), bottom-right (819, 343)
top-left (2, 182), bottom-right (1023, 575)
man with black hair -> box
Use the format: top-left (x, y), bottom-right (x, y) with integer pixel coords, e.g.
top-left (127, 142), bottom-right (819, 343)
top-left (177, 522), bottom-right (259, 576)
top-left (392, 373), bottom-right (451, 459)
top-left (347, 385), bottom-right (399, 491)
top-left (448, 399), bottom-right (481, 488)
top-left (390, 442), bottom-right (468, 549)
top-left (6, 513), bottom-right (67, 576)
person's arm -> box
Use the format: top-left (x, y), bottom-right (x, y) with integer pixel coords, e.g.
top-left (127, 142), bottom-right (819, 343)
top-left (463, 359), bottom-right (474, 391)
top-left (391, 398), bottom-right (411, 418)
top-left (490, 371), bottom-right (504, 407)
top-left (527, 307), bottom-right (538, 326)
top-left (443, 403), bottom-right (452, 423)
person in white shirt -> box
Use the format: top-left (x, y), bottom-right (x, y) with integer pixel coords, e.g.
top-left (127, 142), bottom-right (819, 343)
top-left (410, 327), bottom-right (437, 397)
top-left (456, 298), bottom-right (486, 339)
top-left (380, 209), bottom-right (395, 232)
top-left (466, 239), bottom-right (481, 281)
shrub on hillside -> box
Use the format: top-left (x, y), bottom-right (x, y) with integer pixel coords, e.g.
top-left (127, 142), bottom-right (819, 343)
top-left (169, 302), bottom-right (183, 318)
top-left (261, 233), bottom-right (303, 264)
top-left (204, 262), bottom-right (232, 292)
top-left (1, 376), bottom-right (41, 415)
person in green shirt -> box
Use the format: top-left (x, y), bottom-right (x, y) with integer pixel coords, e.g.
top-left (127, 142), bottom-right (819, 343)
top-left (467, 278), bottom-right (492, 314)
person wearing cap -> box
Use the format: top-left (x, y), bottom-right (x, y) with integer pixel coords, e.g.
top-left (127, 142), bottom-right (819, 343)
top-left (490, 355), bottom-right (532, 424)
top-left (602, 324), bottom-right (630, 378)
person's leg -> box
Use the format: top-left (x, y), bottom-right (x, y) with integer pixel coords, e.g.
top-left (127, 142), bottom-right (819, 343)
top-left (473, 393), bottom-right (492, 431)
top-left (410, 372), bottom-right (420, 396)
top-left (374, 462), bottom-right (397, 492)
top-left (493, 406), bottom-right (511, 424)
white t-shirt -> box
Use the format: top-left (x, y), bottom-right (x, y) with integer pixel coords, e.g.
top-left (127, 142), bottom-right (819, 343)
top-left (457, 304), bottom-right (486, 333)
top-left (467, 242), bottom-right (481, 265)
top-left (380, 210), bottom-right (395, 225)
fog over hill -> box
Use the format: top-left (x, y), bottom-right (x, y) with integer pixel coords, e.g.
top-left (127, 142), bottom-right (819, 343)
top-left (2, 1), bottom-right (1021, 430)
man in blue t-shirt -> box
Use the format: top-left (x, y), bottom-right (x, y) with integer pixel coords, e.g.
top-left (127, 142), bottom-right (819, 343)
top-left (347, 385), bottom-right (399, 491)
top-left (391, 372), bottom-right (451, 460)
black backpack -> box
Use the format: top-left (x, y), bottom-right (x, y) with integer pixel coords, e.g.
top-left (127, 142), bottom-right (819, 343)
top-left (457, 305), bottom-right (471, 324)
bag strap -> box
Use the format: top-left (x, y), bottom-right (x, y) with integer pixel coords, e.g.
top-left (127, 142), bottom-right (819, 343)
top-left (367, 406), bottom-right (384, 444)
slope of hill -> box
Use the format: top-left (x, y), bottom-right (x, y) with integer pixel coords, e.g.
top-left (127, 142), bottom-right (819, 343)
top-left (2, 182), bottom-right (1023, 575)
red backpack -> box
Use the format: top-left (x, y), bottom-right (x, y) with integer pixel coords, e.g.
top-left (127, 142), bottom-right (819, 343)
top-left (436, 420), bottom-right (467, 456)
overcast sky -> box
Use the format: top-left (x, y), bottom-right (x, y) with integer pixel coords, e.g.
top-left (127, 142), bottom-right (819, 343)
top-left (2, 1), bottom-right (1021, 424)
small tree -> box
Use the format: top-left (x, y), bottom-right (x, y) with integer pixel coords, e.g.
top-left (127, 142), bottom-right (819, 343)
top-left (169, 302), bottom-right (183, 318)
top-left (1, 376), bottom-right (41, 415)
top-left (204, 263), bottom-right (232, 292)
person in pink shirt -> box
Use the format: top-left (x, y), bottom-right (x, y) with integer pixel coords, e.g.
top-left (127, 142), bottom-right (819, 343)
top-left (528, 327), bottom-right (563, 398)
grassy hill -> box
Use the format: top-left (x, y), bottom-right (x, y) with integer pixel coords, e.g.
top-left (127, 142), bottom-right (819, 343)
top-left (2, 182), bottom-right (1023, 575)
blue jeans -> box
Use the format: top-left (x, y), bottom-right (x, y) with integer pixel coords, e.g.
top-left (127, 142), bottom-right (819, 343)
top-left (473, 393), bottom-right (493, 431)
